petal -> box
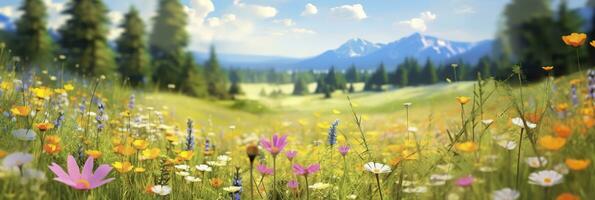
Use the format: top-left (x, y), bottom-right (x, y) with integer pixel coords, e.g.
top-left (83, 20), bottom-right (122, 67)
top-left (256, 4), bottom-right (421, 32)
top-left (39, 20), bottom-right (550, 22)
top-left (48, 163), bottom-right (69, 179)
top-left (54, 177), bottom-right (77, 188)
top-left (66, 155), bottom-right (81, 179)
top-left (91, 164), bottom-right (113, 181)
top-left (272, 135), bottom-right (279, 146)
top-left (81, 156), bottom-right (94, 179)
top-left (90, 177), bottom-right (115, 189)
top-left (260, 138), bottom-right (271, 148)
top-left (307, 164), bottom-right (320, 173)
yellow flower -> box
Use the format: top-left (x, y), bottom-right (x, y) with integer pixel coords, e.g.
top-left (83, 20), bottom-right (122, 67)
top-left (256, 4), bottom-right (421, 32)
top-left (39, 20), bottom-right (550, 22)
top-left (36, 123), bottom-right (55, 132)
top-left (85, 150), bottom-right (103, 159)
top-left (455, 141), bottom-right (477, 153)
top-left (113, 145), bottom-right (135, 156)
top-left (10, 106), bottom-right (30, 117)
top-left (332, 109), bottom-right (341, 114)
top-left (556, 103), bottom-right (569, 112)
top-left (63, 84), bottom-right (74, 91)
top-left (132, 139), bottom-right (149, 150)
top-left (112, 161), bottom-right (134, 173)
top-left (456, 96), bottom-right (470, 105)
top-left (562, 33), bottom-right (587, 47)
top-left (590, 40), bottom-right (595, 48)
top-left (0, 81), bottom-right (12, 90)
top-left (141, 148), bottom-right (161, 160)
top-left (134, 167), bottom-right (146, 173)
top-left (177, 150), bottom-right (194, 161)
top-left (565, 159), bottom-right (590, 171)
top-left (0, 150), bottom-right (6, 158)
top-left (538, 135), bottom-right (566, 151)
top-left (31, 87), bottom-right (53, 99)
top-left (541, 66), bottom-right (554, 71)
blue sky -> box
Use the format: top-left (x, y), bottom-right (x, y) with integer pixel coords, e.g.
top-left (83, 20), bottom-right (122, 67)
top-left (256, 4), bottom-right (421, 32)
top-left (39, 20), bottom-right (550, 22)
top-left (0, 0), bottom-right (589, 57)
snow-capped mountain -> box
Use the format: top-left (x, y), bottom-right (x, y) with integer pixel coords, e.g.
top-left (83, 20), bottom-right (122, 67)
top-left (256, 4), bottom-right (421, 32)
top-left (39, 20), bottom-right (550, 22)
top-left (294, 33), bottom-right (493, 70)
top-left (334, 38), bottom-right (384, 58)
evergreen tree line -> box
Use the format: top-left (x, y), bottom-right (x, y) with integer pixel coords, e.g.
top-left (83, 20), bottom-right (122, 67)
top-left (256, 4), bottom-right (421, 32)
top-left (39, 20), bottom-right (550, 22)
top-left (2, 0), bottom-right (231, 99)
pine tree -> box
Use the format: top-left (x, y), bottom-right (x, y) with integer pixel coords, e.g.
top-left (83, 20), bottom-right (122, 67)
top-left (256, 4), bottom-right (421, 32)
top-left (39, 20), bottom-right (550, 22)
top-left (345, 64), bottom-right (359, 83)
top-left (292, 77), bottom-right (309, 95)
top-left (14, 0), bottom-right (54, 66)
top-left (421, 59), bottom-right (438, 85)
top-left (150, 0), bottom-right (188, 88)
top-left (501, 0), bottom-right (551, 59)
top-left (228, 69), bottom-right (243, 99)
top-left (116, 7), bottom-right (150, 86)
top-left (314, 77), bottom-right (326, 93)
top-left (324, 67), bottom-right (342, 91)
top-left (204, 46), bottom-right (229, 99)
top-left (179, 52), bottom-right (207, 97)
top-left (59, 0), bottom-right (115, 76)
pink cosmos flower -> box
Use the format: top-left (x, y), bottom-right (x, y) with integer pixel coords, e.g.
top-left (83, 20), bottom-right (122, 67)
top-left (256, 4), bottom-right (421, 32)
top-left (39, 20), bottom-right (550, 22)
top-left (257, 164), bottom-right (273, 175)
top-left (287, 180), bottom-right (299, 190)
top-left (48, 155), bottom-right (114, 190)
top-left (455, 175), bottom-right (474, 187)
top-left (292, 163), bottom-right (320, 176)
top-left (260, 134), bottom-right (288, 157)
top-left (338, 145), bottom-right (350, 157)
top-left (285, 150), bottom-right (297, 161)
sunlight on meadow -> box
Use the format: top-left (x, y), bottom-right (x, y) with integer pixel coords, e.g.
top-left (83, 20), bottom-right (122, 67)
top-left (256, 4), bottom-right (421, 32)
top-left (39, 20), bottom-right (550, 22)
top-left (0, 0), bottom-right (594, 200)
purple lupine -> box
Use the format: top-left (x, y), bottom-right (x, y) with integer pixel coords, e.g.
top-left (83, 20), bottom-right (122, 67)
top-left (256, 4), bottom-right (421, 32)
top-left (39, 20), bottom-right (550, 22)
top-left (185, 119), bottom-right (195, 151)
top-left (571, 84), bottom-right (579, 107)
top-left (328, 120), bottom-right (339, 146)
top-left (128, 94), bottom-right (136, 110)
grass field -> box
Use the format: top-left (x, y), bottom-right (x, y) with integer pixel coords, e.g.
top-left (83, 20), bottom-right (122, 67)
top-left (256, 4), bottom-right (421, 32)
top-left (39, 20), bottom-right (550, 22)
top-left (0, 68), bottom-right (593, 200)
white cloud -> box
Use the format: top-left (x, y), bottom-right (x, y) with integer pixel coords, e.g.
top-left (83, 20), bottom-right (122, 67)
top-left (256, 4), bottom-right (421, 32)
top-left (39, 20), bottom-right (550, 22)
top-left (273, 18), bottom-right (295, 27)
top-left (301, 3), bottom-right (318, 16)
top-left (399, 11), bottom-right (437, 32)
top-left (420, 11), bottom-right (436, 21)
top-left (233, 0), bottom-right (278, 19)
top-left (43, 0), bottom-right (68, 30)
top-left (0, 6), bottom-right (20, 18)
top-left (108, 11), bottom-right (124, 40)
top-left (455, 5), bottom-right (476, 14)
top-left (291, 28), bottom-right (316, 34)
top-left (206, 14), bottom-right (237, 27)
top-left (188, 0), bottom-right (215, 19)
top-left (330, 4), bottom-right (367, 21)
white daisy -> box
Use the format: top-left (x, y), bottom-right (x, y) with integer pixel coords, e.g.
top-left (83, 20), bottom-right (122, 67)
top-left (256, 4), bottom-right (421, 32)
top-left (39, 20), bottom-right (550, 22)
top-left (403, 186), bottom-right (427, 193)
top-left (347, 194), bottom-right (357, 199)
top-left (151, 185), bottom-right (172, 196)
top-left (196, 164), bottom-right (212, 172)
top-left (528, 170), bottom-right (563, 187)
top-left (222, 186), bottom-right (241, 193)
top-left (525, 157), bottom-right (547, 168)
top-left (174, 164), bottom-right (190, 170)
top-left (185, 176), bottom-right (201, 182)
top-left (497, 140), bottom-right (517, 150)
top-left (364, 162), bottom-right (391, 174)
top-left (492, 188), bottom-right (520, 200)
top-left (2, 152), bottom-right (33, 168)
top-left (176, 171), bottom-right (190, 176)
top-left (217, 155), bottom-right (232, 162)
top-left (511, 117), bottom-right (536, 129)
top-left (481, 119), bottom-right (494, 126)
top-left (553, 163), bottom-right (569, 175)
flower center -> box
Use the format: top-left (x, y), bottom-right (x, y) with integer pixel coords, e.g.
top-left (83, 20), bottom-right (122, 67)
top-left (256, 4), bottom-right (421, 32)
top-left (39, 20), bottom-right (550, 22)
top-left (76, 179), bottom-right (91, 189)
top-left (271, 147), bottom-right (280, 154)
top-left (372, 169), bottom-right (381, 173)
top-left (543, 178), bottom-right (552, 184)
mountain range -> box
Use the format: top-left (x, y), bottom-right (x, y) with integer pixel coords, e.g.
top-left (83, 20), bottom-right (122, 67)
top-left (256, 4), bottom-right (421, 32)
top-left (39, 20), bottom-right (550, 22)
top-left (1, 13), bottom-right (494, 70)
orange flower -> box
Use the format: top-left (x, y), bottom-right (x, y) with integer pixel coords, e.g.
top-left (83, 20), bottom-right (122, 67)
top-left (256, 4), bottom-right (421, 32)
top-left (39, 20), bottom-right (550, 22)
top-left (524, 112), bottom-right (541, 124)
top-left (44, 135), bottom-right (61, 144)
top-left (141, 148), bottom-right (161, 160)
top-left (584, 117), bottom-right (594, 128)
top-left (113, 145), bottom-right (135, 156)
top-left (36, 123), bottom-right (55, 132)
top-left (590, 40), bottom-right (595, 48)
top-left (112, 161), bottom-right (134, 173)
top-left (43, 143), bottom-right (62, 155)
top-left (456, 96), bottom-right (470, 105)
top-left (10, 106), bottom-right (30, 117)
top-left (562, 33), bottom-right (587, 47)
top-left (177, 150), bottom-right (194, 161)
top-left (210, 178), bottom-right (223, 188)
top-left (553, 123), bottom-right (572, 138)
top-left (0, 150), bottom-right (6, 158)
top-left (538, 135), bottom-right (566, 151)
top-left (455, 141), bottom-right (477, 153)
top-left (556, 192), bottom-right (581, 200)
top-left (565, 159), bottom-right (590, 171)
top-left (542, 66), bottom-right (554, 71)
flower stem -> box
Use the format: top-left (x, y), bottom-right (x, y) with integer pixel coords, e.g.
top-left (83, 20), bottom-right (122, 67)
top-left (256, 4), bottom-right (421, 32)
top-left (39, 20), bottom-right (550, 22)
top-left (375, 174), bottom-right (384, 200)
top-left (305, 175), bottom-right (310, 200)
top-left (273, 157), bottom-right (277, 200)
top-left (515, 128), bottom-right (524, 189)
top-left (249, 162), bottom-right (254, 200)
